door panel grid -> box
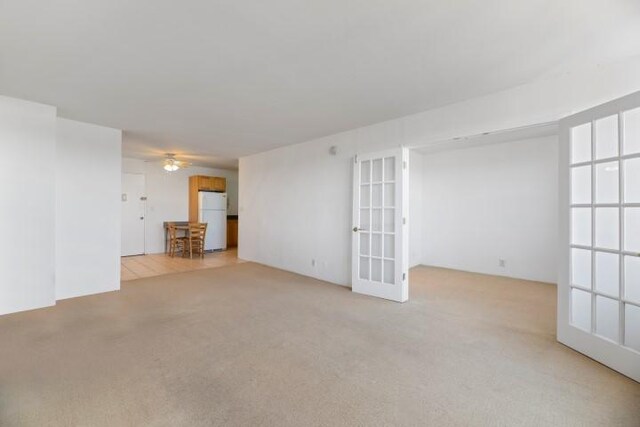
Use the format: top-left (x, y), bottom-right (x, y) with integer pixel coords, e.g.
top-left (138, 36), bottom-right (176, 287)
top-left (569, 106), bottom-right (640, 352)
top-left (358, 157), bottom-right (396, 285)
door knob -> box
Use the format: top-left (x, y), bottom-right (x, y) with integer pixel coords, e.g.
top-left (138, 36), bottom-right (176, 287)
top-left (140, 217), bottom-right (144, 220)
top-left (353, 227), bottom-right (366, 232)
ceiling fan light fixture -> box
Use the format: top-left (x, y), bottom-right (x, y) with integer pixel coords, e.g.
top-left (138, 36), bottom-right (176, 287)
top-left (164, 162), bottom-right (179, 172)
top-left (163, 154), bottom-right (181, 172)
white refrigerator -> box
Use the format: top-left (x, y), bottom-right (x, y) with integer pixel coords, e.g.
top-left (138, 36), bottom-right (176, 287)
top-left (198, 192), bottom-right (227, 251)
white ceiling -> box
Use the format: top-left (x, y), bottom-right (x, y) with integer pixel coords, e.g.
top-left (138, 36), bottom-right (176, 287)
top-left (1, 1), bottom-right (639, 169)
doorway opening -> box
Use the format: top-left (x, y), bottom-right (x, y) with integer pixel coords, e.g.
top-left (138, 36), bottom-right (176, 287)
top-left (388, 91), bottom-right (640, 382)
top-left (408, 122), bottom-right (559, 286)
top-left (119, 164), bottom-right (244, 282)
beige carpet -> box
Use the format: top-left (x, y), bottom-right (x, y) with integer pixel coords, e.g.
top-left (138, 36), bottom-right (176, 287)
top-left (0, 263), bottom-right (638, 426)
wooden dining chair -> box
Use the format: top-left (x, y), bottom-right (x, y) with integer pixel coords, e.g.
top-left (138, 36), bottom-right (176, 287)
top-left (167, 222), bottom-right (187, 258)
top-left (185, 222), bottom-right (208, 259)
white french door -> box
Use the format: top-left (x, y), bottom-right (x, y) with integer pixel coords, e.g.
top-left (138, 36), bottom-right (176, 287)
top-left (559, 91), bottom-right (640, 382)
top-left (352, 147), bottom-right (408, 302)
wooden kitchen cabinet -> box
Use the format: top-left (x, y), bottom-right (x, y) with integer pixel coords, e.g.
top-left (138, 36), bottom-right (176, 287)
top-left (211, 177), bottom-right (226, 192)
top-left (188, 175), bottom-right (228, 222)
top-left (191, 175), bottom-right (226, 192)
top-left (227, 218), bottom-right (238, 248)
top-left (198, 176), bottom-right (214, 191)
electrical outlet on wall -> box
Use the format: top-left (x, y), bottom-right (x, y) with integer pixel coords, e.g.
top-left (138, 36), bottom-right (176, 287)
top-left (311, 259), bottom-right (316, 267)
top-left (498, 259), bottom-right (506, 268)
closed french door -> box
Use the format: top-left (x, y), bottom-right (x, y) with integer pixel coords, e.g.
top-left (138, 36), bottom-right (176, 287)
top-left (352, 148), bottom-right (408, 302)
top-left (559, 91), bottom-right (640, 381)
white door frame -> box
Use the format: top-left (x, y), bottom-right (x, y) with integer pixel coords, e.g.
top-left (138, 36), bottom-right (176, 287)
top-left (559, 91), bottom-right (640, 382)
top-left (352, 147), bottom-right (409, 302)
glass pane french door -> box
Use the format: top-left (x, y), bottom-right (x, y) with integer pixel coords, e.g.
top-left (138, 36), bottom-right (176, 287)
top-left (352, 148), bottom-right (408, 302)
top-left (560, 91), bottom-right (640, 382)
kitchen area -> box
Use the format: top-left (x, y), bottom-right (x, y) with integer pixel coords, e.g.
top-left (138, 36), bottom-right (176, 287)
top-left (188, 174), bottom-right (237, 252)
top-left (120, 158), bottom-right (243, 281)
top-left (161, 175), bottom-right (237, 253)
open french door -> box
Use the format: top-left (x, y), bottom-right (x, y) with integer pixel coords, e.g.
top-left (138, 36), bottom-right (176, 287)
top-left (352, 147), bottom-right (409, 302)
top-left (559, 91), bottom-right (640, 382)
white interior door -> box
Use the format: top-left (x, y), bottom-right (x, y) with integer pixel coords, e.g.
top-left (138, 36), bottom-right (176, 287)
top-left (121, 173), bottom-right (146, 256)
top-left (559, 91), bottom-right (640, 382)
top-left (352, 147), bottom-right (409, 302)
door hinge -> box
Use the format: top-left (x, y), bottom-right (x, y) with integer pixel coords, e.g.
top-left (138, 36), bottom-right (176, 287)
top-left (402, 217), bottom-right (406, 225)
top-left (403, 161), bottom-right (407, 169)
top-left (354, 155), bottom-right (358, 163)
top-left (403, 273), bottom-right (406, 281)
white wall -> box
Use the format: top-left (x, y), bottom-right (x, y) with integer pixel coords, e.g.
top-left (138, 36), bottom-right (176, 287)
top-left (420, 136), bottom-right (558, 283)
top-left (0, 96), bottom-right (57, 315)
top-left (0, 95), bottom-right (124, 315)
top-left (239, 57), bottom-right (640, 287)
top-left (122, 158), bottom-right (239, 254)
top-left (55, 118), bottom-right (122, 300)
top-left (409, 151), bottom-right (424, 268)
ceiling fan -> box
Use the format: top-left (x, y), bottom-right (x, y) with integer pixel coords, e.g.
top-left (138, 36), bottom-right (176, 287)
top-left (163, 153), bottom-right (190, 172)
